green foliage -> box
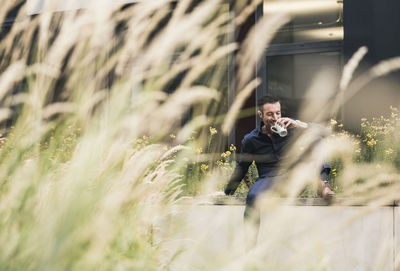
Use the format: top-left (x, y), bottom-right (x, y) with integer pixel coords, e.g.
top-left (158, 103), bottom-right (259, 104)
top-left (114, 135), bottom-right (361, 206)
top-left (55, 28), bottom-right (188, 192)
top-left (234, 161), bottom-right (258, 197)
top-left (328, 107), bottom-right (400, 194)
top-left (357, 107), bottom-right (400, 166)
top-left (331, 107), bottom-right (400, 166)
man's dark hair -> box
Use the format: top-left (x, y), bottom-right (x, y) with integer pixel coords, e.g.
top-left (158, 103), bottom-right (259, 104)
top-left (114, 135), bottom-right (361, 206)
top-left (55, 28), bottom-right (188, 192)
top-left (257, 94), bottom-right (280, 112)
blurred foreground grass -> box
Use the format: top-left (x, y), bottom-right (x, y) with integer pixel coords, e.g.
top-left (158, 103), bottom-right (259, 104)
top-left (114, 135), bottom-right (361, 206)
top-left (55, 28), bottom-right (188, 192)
top-left (0, 0), bottom-right (275, 269)
top-left (0, 0), bottom-right (400, 270)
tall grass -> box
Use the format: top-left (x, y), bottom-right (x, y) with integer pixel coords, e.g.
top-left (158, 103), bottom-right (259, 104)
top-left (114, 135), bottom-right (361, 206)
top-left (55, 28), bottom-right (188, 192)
top-left (0, 0), bottom-right (280, 269)
top-left (1, 0), bottom-right (400, 270)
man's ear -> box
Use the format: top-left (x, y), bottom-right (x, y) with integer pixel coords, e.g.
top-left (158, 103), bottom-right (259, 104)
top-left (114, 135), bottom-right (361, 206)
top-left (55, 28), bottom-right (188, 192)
top-left (257, 110), bottom-right (262, 118)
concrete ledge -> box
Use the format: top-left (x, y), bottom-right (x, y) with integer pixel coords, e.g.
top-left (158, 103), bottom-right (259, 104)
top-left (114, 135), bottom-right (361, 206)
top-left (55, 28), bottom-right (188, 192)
top-left (160, 200), bottom-right (399, 270)
top-left (177, 195), bottom-right (399, 206)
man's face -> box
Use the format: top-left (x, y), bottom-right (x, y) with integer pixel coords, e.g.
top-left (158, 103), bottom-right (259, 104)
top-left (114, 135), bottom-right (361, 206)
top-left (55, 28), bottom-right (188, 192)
top-left (258, 102), bottom-right (281, 128)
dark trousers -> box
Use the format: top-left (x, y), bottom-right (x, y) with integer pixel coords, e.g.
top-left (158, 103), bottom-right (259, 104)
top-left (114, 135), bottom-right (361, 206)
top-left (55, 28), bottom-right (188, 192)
top-left (244, 175), bottom-right (276, 219)
top-left (243, 176), bottom-right (276, 248)
top-left (245, 164), bottom-right (331, 214)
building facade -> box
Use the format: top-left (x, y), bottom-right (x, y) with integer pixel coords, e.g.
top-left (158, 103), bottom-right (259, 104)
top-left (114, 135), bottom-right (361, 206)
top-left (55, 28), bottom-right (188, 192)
top-left (2, 0), bottom-right (400, 146)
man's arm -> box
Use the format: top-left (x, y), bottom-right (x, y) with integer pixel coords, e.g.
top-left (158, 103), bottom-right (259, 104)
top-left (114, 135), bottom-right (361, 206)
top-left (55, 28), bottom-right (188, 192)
top-left (276, 117), bottom-right (309, 129)
top-left (224, 161), bottom-right (251, 195)
top-left (224, 140), bottom-right (252, 195)
top-left (294, 119), bottom-right (308, 128)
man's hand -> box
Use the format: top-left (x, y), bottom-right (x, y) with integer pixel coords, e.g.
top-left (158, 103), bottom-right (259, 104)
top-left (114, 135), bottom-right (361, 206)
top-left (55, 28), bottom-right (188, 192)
top-left (224, 187), bottom-right (235, 196)
top-left (276, 118), bottom-right (308, 129)
top-left (276, 117), bottom-right (297, 129)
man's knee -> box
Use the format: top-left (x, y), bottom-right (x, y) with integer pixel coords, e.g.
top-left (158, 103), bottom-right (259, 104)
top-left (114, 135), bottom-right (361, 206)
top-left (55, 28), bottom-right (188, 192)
top-left (246, 192), bottom-right (256, 207)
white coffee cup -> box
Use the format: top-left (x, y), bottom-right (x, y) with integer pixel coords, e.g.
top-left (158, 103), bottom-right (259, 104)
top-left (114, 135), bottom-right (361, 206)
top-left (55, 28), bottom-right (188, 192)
top-left (271, 123), bottom-right (287, 137)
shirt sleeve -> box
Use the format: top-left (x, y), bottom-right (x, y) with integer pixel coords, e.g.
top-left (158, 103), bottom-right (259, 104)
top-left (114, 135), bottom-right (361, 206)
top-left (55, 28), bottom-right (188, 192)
top-left (224, 138), bottom-right (253, 195)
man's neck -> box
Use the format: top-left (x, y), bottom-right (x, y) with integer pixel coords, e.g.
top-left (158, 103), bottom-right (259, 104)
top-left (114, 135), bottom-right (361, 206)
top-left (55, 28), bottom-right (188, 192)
top-left (262, 124), bottom-right (273, 138)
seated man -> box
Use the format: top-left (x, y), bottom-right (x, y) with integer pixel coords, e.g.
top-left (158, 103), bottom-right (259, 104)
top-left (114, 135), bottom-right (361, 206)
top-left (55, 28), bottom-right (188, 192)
top-left (224, 95), bottom-right (335, 221)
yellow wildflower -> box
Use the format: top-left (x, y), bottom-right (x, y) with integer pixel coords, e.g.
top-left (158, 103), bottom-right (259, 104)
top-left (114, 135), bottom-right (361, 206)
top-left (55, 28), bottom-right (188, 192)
top-left (209, 127), bottom-right (217, 135)
top-left (196, 148), bottom-right (203, 154)
top-left (169, 134), bottom-right (176, 139)
top-left (367, 139), bottom-right (377, 147)
top-left (392, 112), bottom-right (398, 118)
top-left (225, 151), bottom-right (231, 156)
top-left (332, 169), bottom-right (337, 177)
top-left (229, 144), bottom-right (237, 151)
top-left (201, 164), bottom-right (209, 171)
top-left (338, 124), bottom-right (343, 128)
top-left (366, 133), bottom-right (372, 138)
top-left (216, 160), bottom-right (223, 166)
top-left (221, 152), bottom-right (226, 158)
top-left (330, 119), bottom-right (337, 125)
top-left (361, 118), bottom-right (367, 122)
top-left (361, 123), bottom-right (366, 128)
top-left (385, 148), bottom-right (394, 155)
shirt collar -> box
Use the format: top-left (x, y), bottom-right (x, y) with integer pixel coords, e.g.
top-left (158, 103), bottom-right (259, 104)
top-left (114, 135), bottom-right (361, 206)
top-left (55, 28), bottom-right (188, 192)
top-left (257, 121), bottom-right (265, 135)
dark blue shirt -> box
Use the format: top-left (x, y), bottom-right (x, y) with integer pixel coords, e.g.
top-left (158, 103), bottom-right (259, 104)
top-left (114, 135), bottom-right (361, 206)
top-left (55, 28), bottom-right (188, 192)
top-left (224, 121), bottom-right (331, 195)
top-left (224, 121), bottom-right (295, 195)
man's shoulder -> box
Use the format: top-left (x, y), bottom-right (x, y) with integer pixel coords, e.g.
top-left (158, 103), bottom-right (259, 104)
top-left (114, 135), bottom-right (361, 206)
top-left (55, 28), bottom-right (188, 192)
top-left (242, 127), bottom-right (259, 143)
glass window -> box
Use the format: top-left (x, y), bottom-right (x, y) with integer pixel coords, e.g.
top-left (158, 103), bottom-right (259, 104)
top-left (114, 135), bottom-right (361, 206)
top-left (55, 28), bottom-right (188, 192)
top-left (264, 0), bottom-right (343, 44)
top-left (266, 51), bottom-right (342, 120)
